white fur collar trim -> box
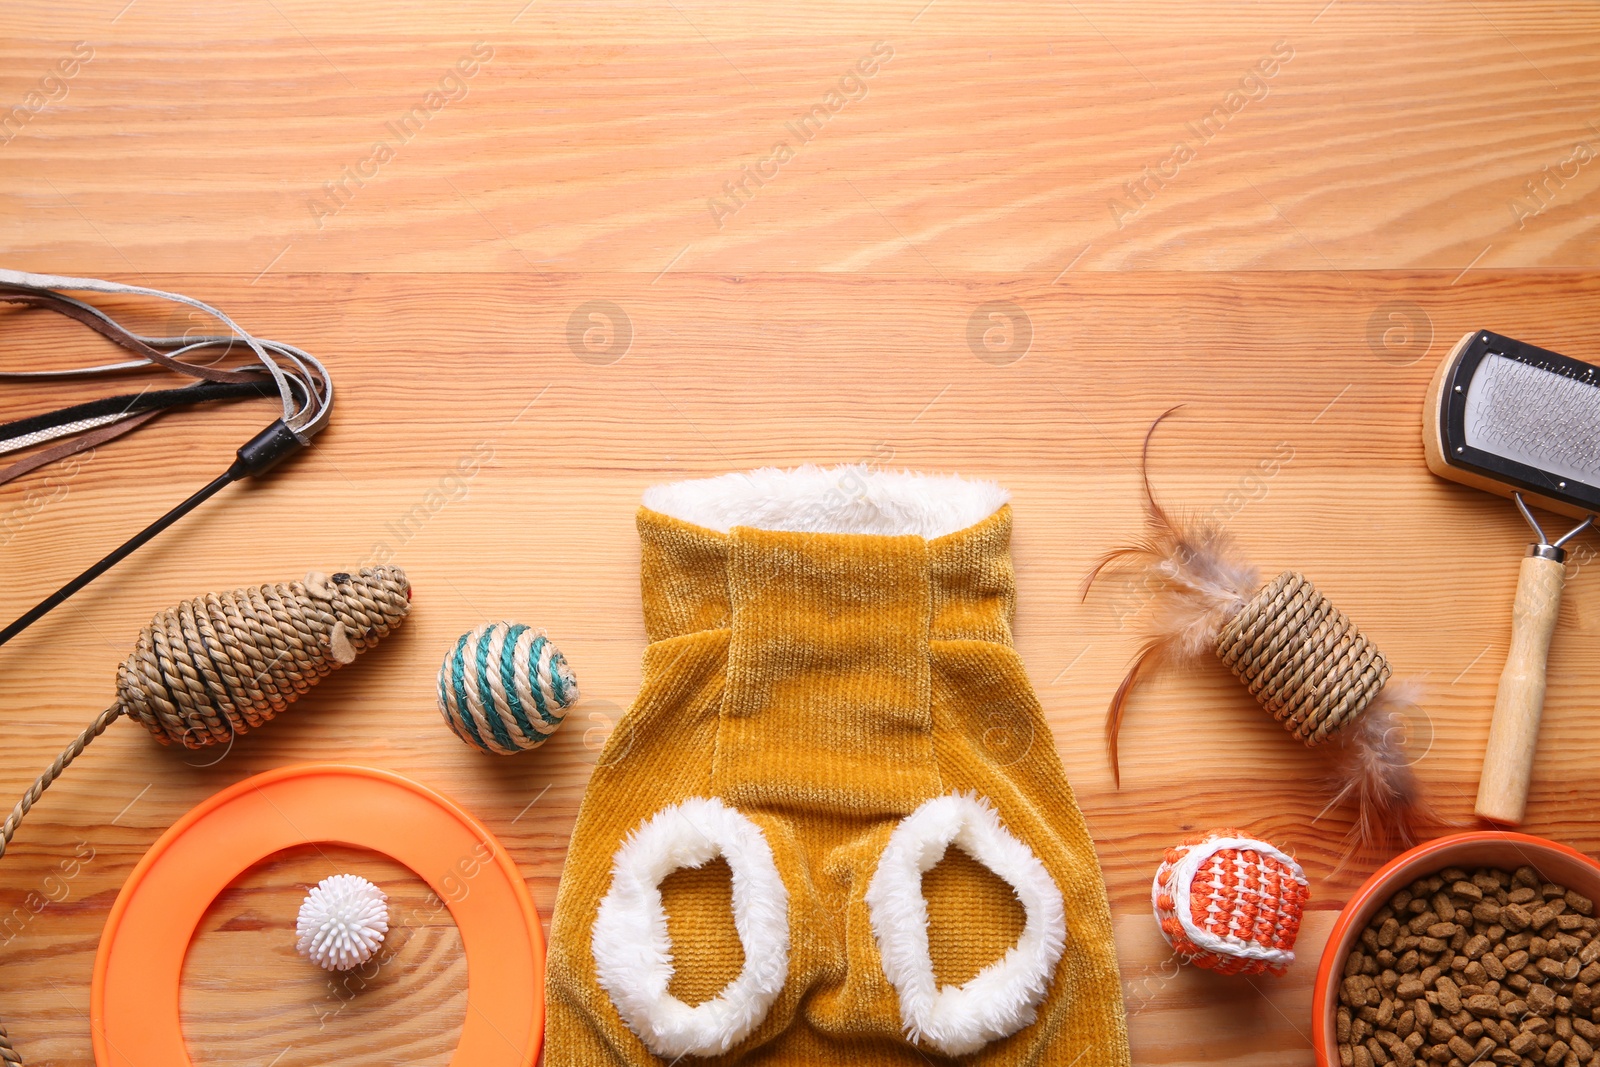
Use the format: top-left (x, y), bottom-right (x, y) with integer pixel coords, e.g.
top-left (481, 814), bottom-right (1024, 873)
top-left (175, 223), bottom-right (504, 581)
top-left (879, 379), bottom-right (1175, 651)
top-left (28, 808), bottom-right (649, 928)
top-left (592, 797), bottom-right (790, 1058)
top-left (865, 793), bottom-right (1068, 1056)
top-left (641, 465), bottom-right (1009, 538)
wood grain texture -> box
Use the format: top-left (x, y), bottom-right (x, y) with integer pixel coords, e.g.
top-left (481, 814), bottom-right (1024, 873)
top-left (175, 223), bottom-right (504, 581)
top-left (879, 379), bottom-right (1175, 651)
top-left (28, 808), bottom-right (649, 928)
top-left (2, 3), bottom-right (1600, 1065)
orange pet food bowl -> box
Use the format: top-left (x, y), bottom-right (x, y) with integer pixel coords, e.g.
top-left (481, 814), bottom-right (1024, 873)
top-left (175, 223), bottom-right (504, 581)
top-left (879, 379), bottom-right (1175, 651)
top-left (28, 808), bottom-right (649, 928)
top-left (1311, 831), bottom-right (1600, 1066)
top-left (90, 763), bottom-right (544, 1067)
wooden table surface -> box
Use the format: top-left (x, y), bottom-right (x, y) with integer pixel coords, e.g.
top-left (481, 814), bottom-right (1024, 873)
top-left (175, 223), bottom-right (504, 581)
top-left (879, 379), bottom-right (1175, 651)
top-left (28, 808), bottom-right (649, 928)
top-left (4, 2), bottom-right (1600, 1063)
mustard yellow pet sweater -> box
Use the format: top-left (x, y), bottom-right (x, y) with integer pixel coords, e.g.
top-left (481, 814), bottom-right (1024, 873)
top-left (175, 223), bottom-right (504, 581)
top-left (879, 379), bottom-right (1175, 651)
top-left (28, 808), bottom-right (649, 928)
top-left (546, 467), bottom-right (1129, 1065)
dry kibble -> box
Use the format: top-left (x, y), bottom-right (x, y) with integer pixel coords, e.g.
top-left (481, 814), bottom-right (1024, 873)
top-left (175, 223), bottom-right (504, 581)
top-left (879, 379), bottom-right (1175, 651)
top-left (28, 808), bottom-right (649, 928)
top-left (1468, 994), bottom-right (1503, 1016)
top-left (1439, 977), bottom-right (1465, 1013)
top-left (1344, 868), bottom-right (1599, 1067)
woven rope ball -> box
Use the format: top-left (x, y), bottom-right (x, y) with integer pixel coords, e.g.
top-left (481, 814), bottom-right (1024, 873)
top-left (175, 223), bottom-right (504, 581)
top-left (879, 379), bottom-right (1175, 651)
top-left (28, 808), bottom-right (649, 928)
top-left (436, 622), bottom-right (578, 753)
top-left (1214, 570), bottom-right (1391, 747)
top-left (1152, 829), bottom-right (1309, 977)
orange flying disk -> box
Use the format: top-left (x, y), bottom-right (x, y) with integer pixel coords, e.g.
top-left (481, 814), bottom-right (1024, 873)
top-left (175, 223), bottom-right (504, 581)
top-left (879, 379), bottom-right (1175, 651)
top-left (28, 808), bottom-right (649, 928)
top-left (90, 763), bottom-right (544, 1067)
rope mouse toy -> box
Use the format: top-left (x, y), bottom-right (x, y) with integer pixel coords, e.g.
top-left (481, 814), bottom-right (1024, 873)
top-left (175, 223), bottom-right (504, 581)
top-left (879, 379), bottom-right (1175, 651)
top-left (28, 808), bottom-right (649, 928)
top-left (0, 566), bottom-right (410, 1065)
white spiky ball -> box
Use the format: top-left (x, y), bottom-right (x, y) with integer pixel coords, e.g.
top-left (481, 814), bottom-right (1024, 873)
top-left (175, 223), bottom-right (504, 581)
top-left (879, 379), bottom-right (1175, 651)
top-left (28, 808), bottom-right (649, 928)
top-left (295, 874), bottom-right (390, 971)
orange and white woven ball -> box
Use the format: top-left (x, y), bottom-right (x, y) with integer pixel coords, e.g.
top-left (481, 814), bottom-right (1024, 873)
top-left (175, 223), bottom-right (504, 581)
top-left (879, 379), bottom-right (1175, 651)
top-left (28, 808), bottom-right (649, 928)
top-left (1151, 830), bottom-right (1309, 977)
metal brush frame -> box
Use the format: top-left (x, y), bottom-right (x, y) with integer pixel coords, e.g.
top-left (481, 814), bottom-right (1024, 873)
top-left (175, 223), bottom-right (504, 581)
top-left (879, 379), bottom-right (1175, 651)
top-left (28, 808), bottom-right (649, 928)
top-left (1437, 330), bottom-right (1600, 516)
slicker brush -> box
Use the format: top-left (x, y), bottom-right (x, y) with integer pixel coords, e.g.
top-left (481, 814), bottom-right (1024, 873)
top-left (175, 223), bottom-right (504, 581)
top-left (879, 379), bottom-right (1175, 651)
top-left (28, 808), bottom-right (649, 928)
top-left (0, 566), bottom-right (411, 863)
top-left (1085, 411), bottom-right (1431, 852)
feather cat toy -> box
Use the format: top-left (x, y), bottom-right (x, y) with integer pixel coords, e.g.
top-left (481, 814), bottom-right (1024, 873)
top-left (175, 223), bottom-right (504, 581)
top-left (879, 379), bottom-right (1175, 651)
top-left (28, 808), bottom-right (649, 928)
top-left (1085, 410), bottom-right (1430, 852)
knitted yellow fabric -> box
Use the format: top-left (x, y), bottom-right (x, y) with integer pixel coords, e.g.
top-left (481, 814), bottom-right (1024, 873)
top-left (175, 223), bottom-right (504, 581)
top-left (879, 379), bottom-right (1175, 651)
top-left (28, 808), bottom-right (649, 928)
top-left (545, 501), bottom-right (1129, 1065)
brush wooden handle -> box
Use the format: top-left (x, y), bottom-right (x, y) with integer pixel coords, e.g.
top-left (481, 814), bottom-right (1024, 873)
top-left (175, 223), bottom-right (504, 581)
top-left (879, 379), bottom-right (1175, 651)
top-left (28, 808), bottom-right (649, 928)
top-left (1475, 554), bottom-right (1567, 825)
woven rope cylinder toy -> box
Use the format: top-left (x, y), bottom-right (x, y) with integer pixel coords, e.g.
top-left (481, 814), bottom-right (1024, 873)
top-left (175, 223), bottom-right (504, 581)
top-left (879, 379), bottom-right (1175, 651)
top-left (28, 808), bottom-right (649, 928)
top-left (1214, 570), bottom-right (1391, 748)
top-left (1151, 829), bottom-right (1309, 977)
top-left (1090, 409), bottom-right (1429, 852)
top-left (436, 622), bottom-right (578, 753)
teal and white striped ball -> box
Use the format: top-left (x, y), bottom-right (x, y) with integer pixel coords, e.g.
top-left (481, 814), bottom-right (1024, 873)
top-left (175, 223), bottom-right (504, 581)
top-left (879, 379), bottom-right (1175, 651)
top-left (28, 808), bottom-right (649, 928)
top-left (436, 622), bottom-right (578, 754)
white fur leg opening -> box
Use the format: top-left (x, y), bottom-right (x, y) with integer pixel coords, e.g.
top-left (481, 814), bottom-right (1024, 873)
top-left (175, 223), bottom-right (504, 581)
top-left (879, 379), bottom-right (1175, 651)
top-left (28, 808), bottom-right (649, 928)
top-left (592, 796), bottom-right (791, 1059)
top-left (641, 465), bottom-right (1009, 538)
top-left (865, 793), bottom-right (1068, 1057)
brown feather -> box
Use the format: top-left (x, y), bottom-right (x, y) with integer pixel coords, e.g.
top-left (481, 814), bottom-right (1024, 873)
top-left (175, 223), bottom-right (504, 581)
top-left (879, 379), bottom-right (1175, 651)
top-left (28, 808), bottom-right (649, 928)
top-left (1105, 642), bottom-right (1163, 788)
top-left (1085, 409), bottom-right (1260, 783)
top-left (1322, 680), bottom-right (1442, 857)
